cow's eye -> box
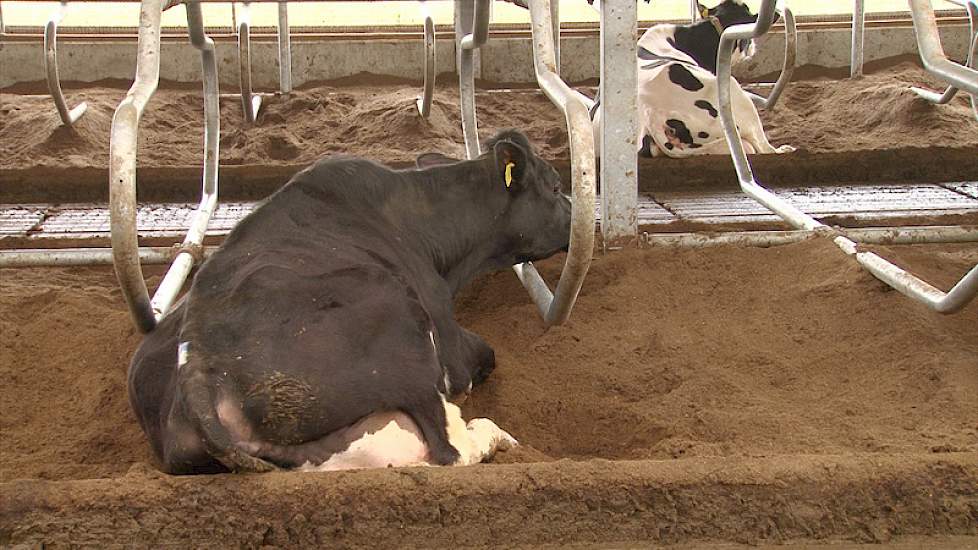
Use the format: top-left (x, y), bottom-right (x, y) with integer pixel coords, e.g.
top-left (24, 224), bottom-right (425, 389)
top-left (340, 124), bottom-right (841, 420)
top-left (553, 182), bottom-right (562, 194)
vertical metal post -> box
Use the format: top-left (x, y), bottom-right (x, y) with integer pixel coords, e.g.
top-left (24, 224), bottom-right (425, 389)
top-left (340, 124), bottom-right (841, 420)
top-left (599, 0), bottom-right (637, 245)
top-left (278, 2), bottom-right (292, 94)
top-left (852, 0), bottom-right (865, 77)
top-left (690, 0), bottom-right (699, 22)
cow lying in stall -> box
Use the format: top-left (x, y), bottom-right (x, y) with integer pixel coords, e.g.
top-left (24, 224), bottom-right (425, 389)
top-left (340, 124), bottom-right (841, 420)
top-left (592, 0), bottom-right (794, 158)
top-left (128, 129), bottom-right (571, 474)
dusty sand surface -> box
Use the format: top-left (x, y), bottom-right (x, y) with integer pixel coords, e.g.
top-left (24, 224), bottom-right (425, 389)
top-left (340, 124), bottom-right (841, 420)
top-left (2, 58), bottom-right (977, 546)
top-left (1, 238), bottom-right (977, 545)
top-left (2, 62), bottom-right (976, 171)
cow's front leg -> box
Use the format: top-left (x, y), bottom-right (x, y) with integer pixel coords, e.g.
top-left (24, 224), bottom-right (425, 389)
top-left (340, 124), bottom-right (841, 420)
top-left (443, 402), bottom-right (517, 466)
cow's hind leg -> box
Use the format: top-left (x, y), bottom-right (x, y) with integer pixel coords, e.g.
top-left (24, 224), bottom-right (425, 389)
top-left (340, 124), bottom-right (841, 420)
top-left (405, 393), bottom-right (462, 465)
top-left (443, 402), bottom-right (518, 466)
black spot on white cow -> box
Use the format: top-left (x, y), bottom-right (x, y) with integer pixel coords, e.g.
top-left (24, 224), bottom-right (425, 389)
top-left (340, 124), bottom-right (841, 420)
top-left (128, 129), bottom-right (571, 474)
top-left (592, 0), bottom-right (794, 158)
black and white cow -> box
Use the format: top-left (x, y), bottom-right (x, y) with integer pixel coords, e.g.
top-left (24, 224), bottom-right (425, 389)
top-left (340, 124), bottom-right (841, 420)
top-left (128, 129), bottom-right (571, 474)
top-left (592, 0), bottom-right (794, 158)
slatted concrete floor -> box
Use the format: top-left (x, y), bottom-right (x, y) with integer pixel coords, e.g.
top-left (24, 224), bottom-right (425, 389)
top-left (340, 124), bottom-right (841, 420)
top-left (2, 183), bottom-right (977, 242)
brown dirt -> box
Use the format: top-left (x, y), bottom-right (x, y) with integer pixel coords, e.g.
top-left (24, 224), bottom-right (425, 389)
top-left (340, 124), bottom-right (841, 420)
top-left (3, 62), bottom-right (978, 203)
top-left (2, 58), bottom-right (978, 546)
top-left (1, 238), bottom-right (977, 545)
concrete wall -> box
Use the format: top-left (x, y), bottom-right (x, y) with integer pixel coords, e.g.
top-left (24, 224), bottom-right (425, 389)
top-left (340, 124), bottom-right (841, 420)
top-left (0, 23), bottom-right (971, 89)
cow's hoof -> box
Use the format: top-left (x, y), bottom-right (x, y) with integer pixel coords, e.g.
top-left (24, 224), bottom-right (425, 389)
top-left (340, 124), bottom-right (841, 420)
top-left (776, 144), bottom-right (796, 153)
top-left (498, 431), bottom-right (519, 451)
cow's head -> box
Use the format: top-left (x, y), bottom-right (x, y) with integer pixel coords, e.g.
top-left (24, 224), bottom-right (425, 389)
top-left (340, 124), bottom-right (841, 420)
top-left (417, 130), bottom-right (571, 296)
top-left (698, 0), bottom-right (762, 61)
top-left (482, 129), bottom-right (572, 266)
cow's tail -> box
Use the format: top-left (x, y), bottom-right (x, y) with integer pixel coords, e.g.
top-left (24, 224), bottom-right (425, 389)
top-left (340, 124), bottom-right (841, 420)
top-left (179, 353), bottom-right (279, 473)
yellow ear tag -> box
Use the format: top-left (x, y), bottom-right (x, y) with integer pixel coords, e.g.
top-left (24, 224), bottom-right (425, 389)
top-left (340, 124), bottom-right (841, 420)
top-left (505, 162), bottom-right (515, 188)
top-left (699, 7), bottom-right (709, 19)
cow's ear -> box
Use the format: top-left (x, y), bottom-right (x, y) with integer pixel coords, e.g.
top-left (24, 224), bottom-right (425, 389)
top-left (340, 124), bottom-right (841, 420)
top-left (416, 152), bottom-right (459, 169)
top-left (697, 2), bottom-right (710, 19)
top-left (493, 140), bottom-right (528, 191)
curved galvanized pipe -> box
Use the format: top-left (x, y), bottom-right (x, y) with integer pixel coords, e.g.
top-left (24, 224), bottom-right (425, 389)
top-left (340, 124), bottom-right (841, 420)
top-left (514, 0), bottom-right (597, 327)
top-left (456, 0), bottom-right (490, 159)
top-left (45, 1), bottom-right (87, 126)
top-left (716, 0), bottom-right (978, 314)
top-left (417, 12), bottom-right (436, 118)
top-left (238, 2), bottom-right (262, 123)
top-left (908, 0), bottom-right (978, 96)
top-left (747, 6), bottom-right (796, 110)
top-left (109, 0), bottom-right (221, 332)
top-left (910, 0), bottom-right (977, 120)
top-left (109, 0), bottom-right (165, 332)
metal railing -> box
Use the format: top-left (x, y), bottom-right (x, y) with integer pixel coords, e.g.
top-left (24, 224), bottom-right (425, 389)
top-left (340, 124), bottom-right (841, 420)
top-left (45, 1), bottom-right (88, 126)
top-left (716, 0), bottom-right (978, 314)
top-left (455, 0), bottom-right (490, 159)
top-left (512, 0), bottom-right (597, 326)
top-left (237, 1), bottom-right (262, 123)
top-left (417, 2), bottom-right (435, 118)
top-left (109, 0), bottom-right (220, 332)
top-left (909, 0), bottom-right (978, 120)
top-left (747, 6), bottom-right (796, 110)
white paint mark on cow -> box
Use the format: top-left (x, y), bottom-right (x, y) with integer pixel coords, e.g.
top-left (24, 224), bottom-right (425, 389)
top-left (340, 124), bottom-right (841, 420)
top-left (428, 329), bottom-right (452, 394)
top-left (177, 342), bottom-right (190, 369)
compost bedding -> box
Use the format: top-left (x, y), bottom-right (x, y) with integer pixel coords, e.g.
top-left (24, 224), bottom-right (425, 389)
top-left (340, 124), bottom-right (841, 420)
top-left (1, 59), bottom-right (977, 547)
top-left (1, 238), bottom-right (976, 546)
top-left (3, 59), bottom-right (978, 202)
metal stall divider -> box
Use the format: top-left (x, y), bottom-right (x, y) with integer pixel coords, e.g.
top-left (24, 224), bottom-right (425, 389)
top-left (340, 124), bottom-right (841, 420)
top-left (110, 0), bottom-right (220, 332)
top-left (231, 0), bottom-right (292, 121)
top-left (237, 1), bottom-right (263, 122)
top-left (745, 5), bottom-right (795, 110)
top-left (910, 0), bottom-right (978, 120)
top-left (908, 0), bottom-right (978, 96)
top-left (455, 0), bottom-right (490, 159)
top-left (513, 0), bottom-right (597, 326)
top-left (452, 0), bottom-right (599, 325)
top-left (417, 1), bottom-right (436, 118)
top-left (716, 0), bottom-right (978, 313)
top-left (46, 1), bottom-right (88, 126)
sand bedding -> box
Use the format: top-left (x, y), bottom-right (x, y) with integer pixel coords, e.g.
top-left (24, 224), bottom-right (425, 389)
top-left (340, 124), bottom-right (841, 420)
top-left (1, 60), bottom-right (976, 171)
top-left (1, 238), bottom-right (976, 545)
top-left (1, 58), bottom-right (977, 546)
top-left (1, 238), bottom-right (975, 481)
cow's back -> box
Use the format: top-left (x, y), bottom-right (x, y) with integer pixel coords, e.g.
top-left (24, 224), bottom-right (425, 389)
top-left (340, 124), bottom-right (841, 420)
top-left (176, 160), bottom-right (447, 447)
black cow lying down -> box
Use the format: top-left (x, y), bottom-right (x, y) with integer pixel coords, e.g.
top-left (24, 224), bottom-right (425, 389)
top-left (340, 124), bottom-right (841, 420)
top-left (129, 129), bottom-right (571, 474)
